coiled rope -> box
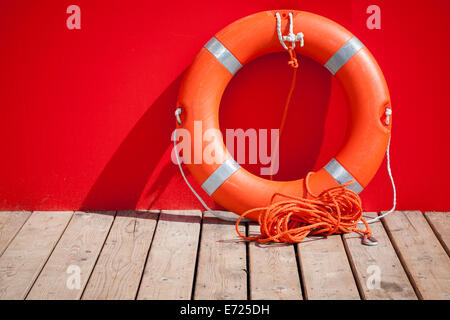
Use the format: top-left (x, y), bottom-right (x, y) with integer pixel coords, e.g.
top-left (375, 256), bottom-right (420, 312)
top-left (235, 173), bottom-right (373, 244)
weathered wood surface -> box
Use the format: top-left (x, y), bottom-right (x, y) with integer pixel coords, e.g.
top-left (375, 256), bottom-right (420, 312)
top-left (0, 211), bottom-right (31, 256)
top-left (0, 210), bottom-right (448, 300)
top-left (424, 212), bottom-right (449, 255)
top-left (248, 223), bottom-right (302, 300)
top-left (194, 211), bottom-right (247, 300)
top-left (137, 210), bottom-right (201, 300)
top-left (27, 211), bottom-right (115, 300)
top-left (383, 211), bottom-right (450, 300)
top-left (0, 212), bottom-right (73, 299)
top-left (298, 235), bottom-right (360, 300)
top-left (343, 212), bottom-right (417, 300)
top-left (82, 210), bottom-right (158, 300)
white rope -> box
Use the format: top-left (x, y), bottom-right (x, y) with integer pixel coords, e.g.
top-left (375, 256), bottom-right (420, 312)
top-left (173, 110), bottom-right (246, 223)
top-left (359, 107), bottom-right (396, 224)
top-left (275, 12), bottom-right (304, 51)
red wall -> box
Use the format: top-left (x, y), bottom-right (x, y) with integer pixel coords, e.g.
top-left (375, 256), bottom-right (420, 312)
top-left (1, 0), bottom-right (449, 212)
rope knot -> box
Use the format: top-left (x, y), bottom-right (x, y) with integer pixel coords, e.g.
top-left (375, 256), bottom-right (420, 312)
top-left (276, 12), bottom-right (303, 69)
top-left (276, 12), bottom-right (304, 50)
top-left (288, 48), bottom-right (298, 69)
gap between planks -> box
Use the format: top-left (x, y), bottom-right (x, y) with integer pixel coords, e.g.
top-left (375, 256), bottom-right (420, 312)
top-left (297, 234), bottom-right (360, 300)
top-left (248, 223), bottom-right (302, 300)
top-left (0, 211), bottom-right (31, 257)
top-left (81, 210), bottom-right (159, 300)
top-left (424, 212), bottom-right (449, 256)
top-left (137, 210), bottom-right (201, 300)
top-left (382, 211), bottom-right (450, 300)
top-left (0, 211), bottom-right (73, 300)
top-left (343, 212), bottom-right (417, 300)
top-left (26, 211), bottom-right (116, 300)
top-left (194, 211), bottom-right (247, 300)
top-left (0, 210), bottom-right (448, 300)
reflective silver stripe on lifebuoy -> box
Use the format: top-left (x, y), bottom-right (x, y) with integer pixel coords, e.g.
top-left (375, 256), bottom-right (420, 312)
top-left (323, 158), bottom-right (364, 194)
top-left (204, 37), bottom-right (242, 76)
top-left (324, 37), bottom-right (364, 75)
top-left (201, 158), bottom-right (241, 196)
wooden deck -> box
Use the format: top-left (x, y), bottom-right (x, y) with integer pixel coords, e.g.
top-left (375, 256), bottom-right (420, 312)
top-left (0, 210), bottom-right (448, 300)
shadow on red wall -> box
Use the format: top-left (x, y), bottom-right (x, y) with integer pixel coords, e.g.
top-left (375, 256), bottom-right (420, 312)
top-left (80, 75), bottom-right (183, 210)
top-left (81, 52), bottom-right (332, 211)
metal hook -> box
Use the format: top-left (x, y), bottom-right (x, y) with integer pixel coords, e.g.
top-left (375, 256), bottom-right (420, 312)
top-left (362, 234), bottom-right (378, 246)
top-left (385, 107), bottom-right (392, 126)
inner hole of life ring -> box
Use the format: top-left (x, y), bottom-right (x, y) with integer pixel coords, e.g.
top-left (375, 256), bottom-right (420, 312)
top-left (219, 51), bottom-right (349, 182)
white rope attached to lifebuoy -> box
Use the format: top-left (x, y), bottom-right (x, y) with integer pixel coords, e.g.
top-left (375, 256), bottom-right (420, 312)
top-left (359, 107), bottom-right (397, 225)
top-left (173, 110), bottom-right (246, 223)
top-left (276, 12), bottom-right (304, 50)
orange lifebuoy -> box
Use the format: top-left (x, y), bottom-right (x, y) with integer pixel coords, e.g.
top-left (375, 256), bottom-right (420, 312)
top-left (176, 10), bottom-right (392, 222)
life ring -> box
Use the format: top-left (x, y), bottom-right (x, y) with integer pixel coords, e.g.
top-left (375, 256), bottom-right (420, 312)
top-left (176, 10), bottom-right (392, 222)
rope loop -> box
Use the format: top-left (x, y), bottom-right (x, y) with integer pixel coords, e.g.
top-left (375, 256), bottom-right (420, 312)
top-left (288, 48), bottom-right (298, 69)
top-left (275, 12), bottom-right (304, 51)
top-left (276, 12), bottom-right (303, 69)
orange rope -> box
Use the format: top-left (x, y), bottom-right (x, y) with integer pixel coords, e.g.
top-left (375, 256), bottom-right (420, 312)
top-left (269, 48), bottom-right (298, 180)
top-left (235, 173), bottom-right (371, 243)
top-left (239, 48), bottom-right (371, 244)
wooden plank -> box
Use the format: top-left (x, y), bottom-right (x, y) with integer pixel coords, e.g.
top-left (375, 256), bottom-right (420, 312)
top-left (194, 211), bottom-right (247, 300)
top-left (297, 235), bottom-right (360, 300)
top-left (382, 211), bottom-right (450, 300)
top-left (82, 210), bottom-right (158, 300)
top-left (424, 212), bottom-right (449, 255)
top-left (26, 211), bottom-right (115, 300)
top-left (248, 223), bottom-right (302, 300)
top-left (0, 211), bottom-right (73, 300)
top-left (0, 211), bottom-right (31, 256)
top-left (343, 212), bottom-right (417, 300)
top-left (137, 210), bottom-right (201, 300)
